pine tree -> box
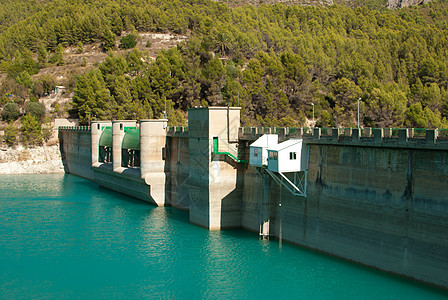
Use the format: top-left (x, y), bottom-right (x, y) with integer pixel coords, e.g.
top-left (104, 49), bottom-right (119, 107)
top-left (21, 114), bottom-right (42, 147)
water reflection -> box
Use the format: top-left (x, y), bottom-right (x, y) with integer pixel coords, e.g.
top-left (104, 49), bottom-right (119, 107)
top-left (0, 174), bottom-right (66, 199)
top-left (0, 174), bottom-right (447, 299)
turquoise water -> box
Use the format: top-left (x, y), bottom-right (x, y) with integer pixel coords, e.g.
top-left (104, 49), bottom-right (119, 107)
top-left (0, 174), bottom-right (447, 299)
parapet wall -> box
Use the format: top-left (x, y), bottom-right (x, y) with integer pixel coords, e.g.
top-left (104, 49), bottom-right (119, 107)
top-left (239, 127), bottom-right (448, 150)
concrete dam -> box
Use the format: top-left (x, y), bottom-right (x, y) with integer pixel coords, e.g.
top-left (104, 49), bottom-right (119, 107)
top-left (58, 106), bottom-right (448, 289)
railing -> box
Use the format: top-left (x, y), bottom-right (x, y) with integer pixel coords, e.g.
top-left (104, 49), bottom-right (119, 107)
top-left (438, 129), bottom-right (448, 139)
top-left (58, 124), bottom-right (448, 149)
top-left (58, 126), bottom-right (91, 131)
top-left (238, 127), bottom-right (448, 149)
top-left (167, 126), bottom-right (189, 136)
top-left (413, 128), bottom-right (427, 138)
top-left (212, 136), bottom-right (248, 163)
top-left (320, 127), bottom-right (332, 137)
top-left (302, 127), bottom-right (314, 136)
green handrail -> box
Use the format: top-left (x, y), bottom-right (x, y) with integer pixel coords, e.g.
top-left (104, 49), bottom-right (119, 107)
top-left (212, 137), bottom-right (248, 163)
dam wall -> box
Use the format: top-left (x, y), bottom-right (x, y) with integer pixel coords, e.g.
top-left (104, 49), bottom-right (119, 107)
top-left (58, 127), bottom-right (94, 180)
top-left (58, 108), bottom-right (448, 289)
top-left (165, 131), bottom-right (190, 210)
top-left (241, 142), bottom-right (448, 288)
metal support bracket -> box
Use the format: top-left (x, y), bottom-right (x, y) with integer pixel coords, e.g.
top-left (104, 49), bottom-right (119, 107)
top-left (265, 168), bottom-right (307, 197)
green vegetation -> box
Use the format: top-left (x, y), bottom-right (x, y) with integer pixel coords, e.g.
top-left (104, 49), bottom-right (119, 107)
top-left (1, 102), bottom-right (20, 122)
top-left (25, 102), bottom-right (46, 120)
top-left (21, 114), bottom-right (43, 147)
top-left (120, 34), bottom-right (138, 49)
top-left (1, 0), bottom-right (448, 128)
top-left (3, 122), bottom-right (19, 147)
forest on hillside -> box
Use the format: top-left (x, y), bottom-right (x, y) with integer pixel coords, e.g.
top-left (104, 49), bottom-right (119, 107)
top-left (1, 0), bottom-right (448, 129)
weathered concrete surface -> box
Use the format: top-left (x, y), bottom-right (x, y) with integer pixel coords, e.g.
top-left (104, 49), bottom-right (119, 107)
top-left (188, 107), bottom-right (243, 230)
top-left (92, 162), bottom-right (155, 205)
top-left (59, 122), bottom-right (448, 288)
top-left (59, 130), bottom-right (94, 180)
top-left (113, 121), bottom-right (136, 171)
top-left (166, 136), bottom-right (190, 210)
top-left (91, 121), bottom-right (111, 165)
top-left (242, 144), bottom-right (448, 288)
top-left (140, 120), bottom-right (169, 206)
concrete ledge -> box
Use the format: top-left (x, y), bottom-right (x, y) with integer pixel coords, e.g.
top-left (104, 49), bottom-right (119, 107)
top-left (91, 164), bottom-right (156, 205)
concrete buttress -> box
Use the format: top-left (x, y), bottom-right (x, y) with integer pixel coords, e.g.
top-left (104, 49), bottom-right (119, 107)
top-left (140, 119), bottom-right (168, 206)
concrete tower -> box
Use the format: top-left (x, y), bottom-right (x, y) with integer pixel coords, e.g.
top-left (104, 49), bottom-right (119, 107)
top-left (188, 107), bottom-right (243, 230)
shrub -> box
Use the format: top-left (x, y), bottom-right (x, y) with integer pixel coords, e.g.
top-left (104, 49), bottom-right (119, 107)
top-left (77, 41), bottom-right (84, 54)
top-left (25, 102), bottom-right (46, 120)
top-left (3, 122), bottom-right (19, 147)
top-left (21, 114), bottom-right (42, 147)
top-left (120, 34), bottom-right (137, 49)
top-left (42, 123), bottom-right (53, 142)
top-left (102, 29), bottom-right (116, 52)
top-left (33, 74), bottom-right (56, 97)
top-left (1, 102), bottom-right (20, 122)
top-left (16, 71), bottom-right (33, 89)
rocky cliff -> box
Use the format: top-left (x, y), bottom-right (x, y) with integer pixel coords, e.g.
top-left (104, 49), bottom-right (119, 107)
top-left (0, 144), bottom-right (64, 175)
top-left (387, 0), bottom-right (431, 8)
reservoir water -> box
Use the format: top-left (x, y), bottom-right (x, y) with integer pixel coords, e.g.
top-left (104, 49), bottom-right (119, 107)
top-left (0, 174), bottom-right (447, 299)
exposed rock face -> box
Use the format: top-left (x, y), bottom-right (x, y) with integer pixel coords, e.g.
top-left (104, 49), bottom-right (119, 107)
top-left (0, 144), bottom-right (64, 175)
top-left (387, 0), bottom-right (431, 8)
top-left (217, 0), bottom-right (334, 7)
top-left (260, 0), bottom-right (334, 5)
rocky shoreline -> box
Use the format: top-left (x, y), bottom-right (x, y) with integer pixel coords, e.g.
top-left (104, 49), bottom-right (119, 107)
top-left (0, 144), bottom-right (64, 175)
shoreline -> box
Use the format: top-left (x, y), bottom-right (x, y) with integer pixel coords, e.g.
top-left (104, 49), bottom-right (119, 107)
top-left (0, 144), bottom-right (65, 175)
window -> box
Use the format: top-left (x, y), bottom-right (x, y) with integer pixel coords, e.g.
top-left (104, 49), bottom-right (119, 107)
top-left (273, 152), bottom-right (278, 160)
top-left (269, 151), bottom-right (273, 160)
top-left (290, 152), bottom-right (297, 160)
top-left (254, 148), bottom-right (258, 157)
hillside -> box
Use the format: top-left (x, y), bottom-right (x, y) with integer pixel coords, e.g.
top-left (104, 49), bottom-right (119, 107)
top-left (1, 0), bottom-right (448, 148)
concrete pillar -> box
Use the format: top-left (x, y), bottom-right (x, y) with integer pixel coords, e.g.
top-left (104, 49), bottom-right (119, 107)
top-left (313, 127), bottom-right (321, 140)
top-left (383, 128), bottom-right (392, 138)
top-left (297, 127), bottom-right (303, 138)
top-left (398, 129), bottom-right (409, 144)
top-left (426, 129), bottom-right (437, 144)
top-left (373, 128), bottom-right (383, 144)
top-left (251, 127), bottom-right (257, 137)
top-left (352, 128), bottom-right (360, 141)
top-left (91, 121), bottom-right (111, 165)
top-left (112, 120), bottom-right (136, 172)
top-left (332, 128), bottom-right (339, 142)
top-left (140, 119), bottom-right (168, 206)
top-left (261, 170), bottom-right (271, 239)
top-left (278, 127), bottom-right (286, 138)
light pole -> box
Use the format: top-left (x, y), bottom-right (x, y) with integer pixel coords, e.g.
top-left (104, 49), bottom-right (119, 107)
top-left (358, 97), bottom-right (360, 129)
top-left (311, 103), bottom-right (314, 127)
